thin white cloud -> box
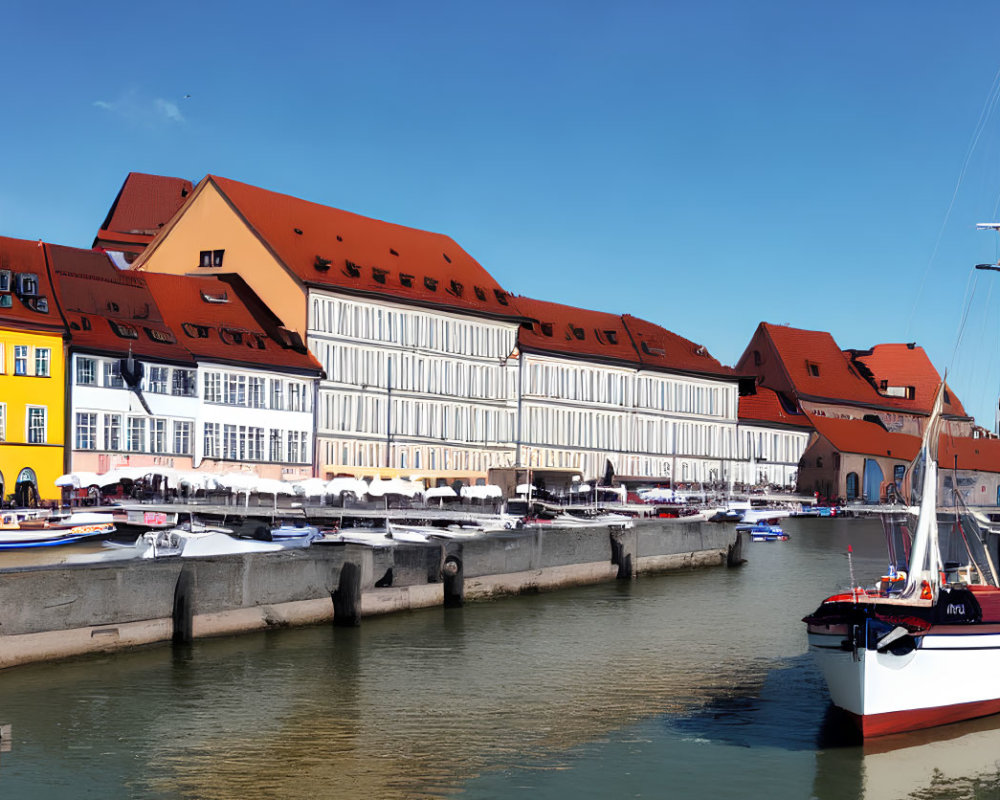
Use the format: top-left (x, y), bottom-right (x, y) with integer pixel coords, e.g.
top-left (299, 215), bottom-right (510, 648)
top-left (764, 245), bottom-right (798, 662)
top-left (92, 89), bottom-right (186, 126)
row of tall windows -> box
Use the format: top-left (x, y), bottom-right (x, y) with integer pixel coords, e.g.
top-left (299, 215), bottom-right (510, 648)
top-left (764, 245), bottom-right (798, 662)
top-left (74, 411), bottom-right (193, 454)
top-left (320, 392), bottom-right (516, 444)
top-left (310, 295), bottom-right (517, 360)
top-left (75, 357), bottom-right (197, 396)
top-left (321, 438), bottom-right (510, 473)
top-left (202, 371), bottom-right (309, 411)
top-left (523, 361), bottom-right (737, 418)
top-left (740, 429), bottom-right (809, 465)
top-left (203, 424), bottom-right (310, 464)
top-left (317, 342), bottom-right (516, 401)
top-left (522, 404), bottom-right (737, 459)
top-left (2, 344), bottom-right (51, 377)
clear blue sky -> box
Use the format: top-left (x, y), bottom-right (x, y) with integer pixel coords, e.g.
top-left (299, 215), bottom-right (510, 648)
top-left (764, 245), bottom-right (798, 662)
top-left (6, 1), bottom-right (1000, 429)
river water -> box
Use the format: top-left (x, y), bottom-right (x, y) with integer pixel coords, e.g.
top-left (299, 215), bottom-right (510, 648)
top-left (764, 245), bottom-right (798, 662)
top-left (1, 516), bottom-right (1000, 799)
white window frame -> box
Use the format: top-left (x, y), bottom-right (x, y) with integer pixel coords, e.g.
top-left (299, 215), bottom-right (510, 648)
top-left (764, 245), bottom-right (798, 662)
top-left (35, 347), bottom-right (50, 378)
top-left (26, 405), bottom-right (46, 444)
top-left (14, 346), bottom-right (29, 376)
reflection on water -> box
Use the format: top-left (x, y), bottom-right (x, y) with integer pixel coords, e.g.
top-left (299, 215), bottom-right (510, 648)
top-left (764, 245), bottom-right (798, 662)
top-left (1, 517), bottom-right (999, 798)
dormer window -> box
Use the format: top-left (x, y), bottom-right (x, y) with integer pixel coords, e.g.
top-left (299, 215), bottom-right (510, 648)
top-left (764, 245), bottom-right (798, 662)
top-left (596, 329), bottom-right (618, 345)
top-left (806, 361), bottom-right (820, 377)
top-left (474, 286), bottom-right (487, 301)
top-left (568, 325), bottom-right (585, 341)
top-left (0, 270), bottom-right (10, 291)
top-left (108, 320), bottom-right (138, 339)
top-left (145, 328), bottom-right (176, 344)
top-left (219, 328), bottom-right (244, 345)
top-left (15, 273), bottom-right (38, 296)
top-left (199, 249), bottom-right (225, 268)
top-left (399, 273), bottom-right (414, 288)
top-left (0, 296), bottom-right (10, 309)
top-left (314, 256), bottom-right (332, 272)
top-left (424, 277), bottom-right (438, 292)
top-left (447, 280), bottom-right (464, 297)
top-left (200, 290), bottom-right (229, 304)
top-left (494, 289), bottom-right (509, 306)
top-left (540, 322), bottom-right (554, 337)
top-left (372, 267), bottom-right (388, 284)
top-left (181, 322), bottom-right (210, 339)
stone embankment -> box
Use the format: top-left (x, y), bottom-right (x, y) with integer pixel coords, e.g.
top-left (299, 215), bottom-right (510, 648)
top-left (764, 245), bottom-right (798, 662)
top-left (0, 519), bottom-right (741, 669)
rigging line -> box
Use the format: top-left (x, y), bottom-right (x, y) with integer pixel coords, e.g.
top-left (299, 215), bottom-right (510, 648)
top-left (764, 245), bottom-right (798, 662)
top-left (949, 268), bottom-right (980, 374)
top-left (907, 66), bottom-right (1000, 339)
top-left (974, 279), bottom-right (996, 419)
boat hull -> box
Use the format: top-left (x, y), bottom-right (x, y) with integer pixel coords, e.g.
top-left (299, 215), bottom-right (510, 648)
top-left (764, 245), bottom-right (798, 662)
top-left (808, 626), bottom-right (1000, 736)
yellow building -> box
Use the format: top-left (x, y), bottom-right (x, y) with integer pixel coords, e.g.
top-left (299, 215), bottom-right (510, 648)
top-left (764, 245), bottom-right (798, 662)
top-left (0, 237), bottom-right (66, 504)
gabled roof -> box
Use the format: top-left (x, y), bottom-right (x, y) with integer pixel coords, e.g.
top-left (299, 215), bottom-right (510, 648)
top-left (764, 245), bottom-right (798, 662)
top-left (848, 343), bottom-right (968, 418)
top-left (739, 387), bottom-right (812, 428)
top-left (622, 314), bottom-right (735, 379)
top-left (94, 172), bottom-right (193, 255)
top-left (204, 175), bottom-right (520, 320)
top-left (513, 296), bottom-right (640, 365)
top-left (142, 272), bottom-right (322, 375)
top-left (46, 244), bottom-right (193, 364)
top-left (0, 235), bottom-right (65, 334)
top-left (806, 413), bottom-right (921, 461)
top-left (757, 323), bottom-right (897, 408)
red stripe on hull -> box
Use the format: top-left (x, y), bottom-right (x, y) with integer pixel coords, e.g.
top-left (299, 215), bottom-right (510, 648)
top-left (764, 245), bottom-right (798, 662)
top-left (852, 698), bottom-right (1000, 737)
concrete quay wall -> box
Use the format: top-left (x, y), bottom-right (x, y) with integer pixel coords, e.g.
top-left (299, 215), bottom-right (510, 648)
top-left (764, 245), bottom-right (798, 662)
top-left (0, 519), bottom-right (738, 668)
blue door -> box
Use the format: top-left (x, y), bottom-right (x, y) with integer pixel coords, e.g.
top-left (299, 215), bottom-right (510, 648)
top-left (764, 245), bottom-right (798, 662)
top-left (863, 459), bottom-right (884, 504)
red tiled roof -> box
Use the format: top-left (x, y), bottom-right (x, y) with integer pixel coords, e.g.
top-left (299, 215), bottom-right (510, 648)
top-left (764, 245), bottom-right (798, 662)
top-left (94, 172), bottom-right (193, 253)
top-left (46, 244), bottom-right (194, 364)
top-left (759, 323), bottom-right (893, 407)
top-left (849, 343), bottom-right (968, 418)
top-left (0, 235), bottom-right (64, 334)
top-left (939, 436), bottom-right (1000, 473)
top-left (513, 296), bottom-right (640, 364)
top-left (806, 413), bottom-right (921, 460)
top-left (738, 387), bottom-right (812, 428)
top-left (622, 314), bottom-right (735, 378)
top-left (209, 175), bottom-right (520, 319)
top-left (142, 272), bottom-right (322, 375)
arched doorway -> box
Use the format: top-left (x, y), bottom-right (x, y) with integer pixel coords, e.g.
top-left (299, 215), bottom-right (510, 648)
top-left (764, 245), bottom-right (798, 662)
top-left (846, 472), bottom-right (859, 502)
top-left (15, 467), bottom-right (39, 508)
top-left (863, 459), bottom-right (884, 504)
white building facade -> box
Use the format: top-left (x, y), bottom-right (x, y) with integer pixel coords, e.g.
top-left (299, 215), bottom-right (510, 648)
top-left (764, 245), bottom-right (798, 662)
top-left (309, 292), bottom-right (521, 479)
top-left (518, 351), bottom-right (740, 483)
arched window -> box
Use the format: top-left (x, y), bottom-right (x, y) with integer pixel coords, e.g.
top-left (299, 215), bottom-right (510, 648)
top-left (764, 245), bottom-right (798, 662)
top-left (846, 472), bottom-right (859, 502)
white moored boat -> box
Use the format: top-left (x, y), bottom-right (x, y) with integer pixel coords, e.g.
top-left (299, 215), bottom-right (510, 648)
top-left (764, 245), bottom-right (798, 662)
top-left (804, 384), bottom-right (1000, 737)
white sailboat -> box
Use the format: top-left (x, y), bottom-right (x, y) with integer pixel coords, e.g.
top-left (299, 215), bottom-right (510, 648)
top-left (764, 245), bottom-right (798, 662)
top-left (804, 383), bottom-right (1000, 737)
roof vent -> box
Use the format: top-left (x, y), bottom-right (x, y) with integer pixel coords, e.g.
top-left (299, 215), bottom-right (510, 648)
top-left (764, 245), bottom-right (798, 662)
top-left (81, 317), bottom-right (91, 330)
top-left (343, 260), bottom-right (361, 278)
top-left (641, 341), bottom-right (665, 357)
top-left (493, 289), bottom-right (509, 306)
top-left (294, 228), bottom-right (303, 235)
top-left (336, 235), bottom-right (343, 242)
top-left (474, 286), bottom-right (487, 301)
top-left (424, 277), bottom-right (438, 292)
top-left (399, 273), bottom-right (414, 288)
top-left (447, 280), bottom-right (464, 297)
top-left (315, 256), bottom-right (332, 272)
top-left (389, 248), bottom-right (399, 257)
top-left (372, 267), bottom-right (388, 284)
top-left (567, 325), bottom-right (585, 341)
top-left (442, 253), bottom-right (452, 263)
top-left (540, 322), bottom-right (554, 337)
top-left (219, 328), bottom-right (244, 345)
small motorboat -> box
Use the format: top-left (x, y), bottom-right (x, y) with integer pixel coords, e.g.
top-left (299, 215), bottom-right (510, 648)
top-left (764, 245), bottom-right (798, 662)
top-left (742, 522), bottom-right (788, 542)
top-left (0, 510), bottom-right (116, 549)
